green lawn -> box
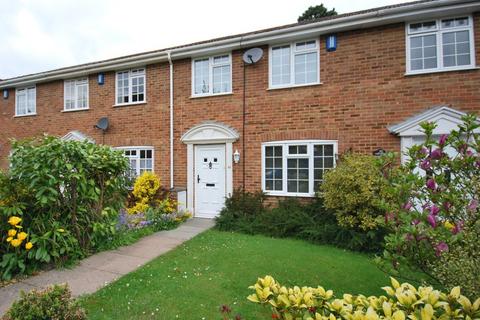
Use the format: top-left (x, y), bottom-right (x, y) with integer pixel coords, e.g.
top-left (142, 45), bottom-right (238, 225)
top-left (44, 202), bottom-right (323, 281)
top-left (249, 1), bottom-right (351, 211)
top-left (80, 230), bottom-right (395, 319)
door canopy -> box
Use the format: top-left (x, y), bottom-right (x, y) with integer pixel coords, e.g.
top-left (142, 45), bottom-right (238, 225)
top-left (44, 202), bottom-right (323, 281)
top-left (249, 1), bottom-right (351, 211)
top-left (388, 106), bottom-right (477, 137)
top-left (61, 131), bottom-right (95, 143)
top-left (181, 121), bottom-right (239, 144)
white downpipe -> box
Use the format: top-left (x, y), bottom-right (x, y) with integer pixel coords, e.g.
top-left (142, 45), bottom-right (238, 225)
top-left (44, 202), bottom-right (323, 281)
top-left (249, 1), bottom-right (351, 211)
top-left (167, 51), bottom-right (174, 190)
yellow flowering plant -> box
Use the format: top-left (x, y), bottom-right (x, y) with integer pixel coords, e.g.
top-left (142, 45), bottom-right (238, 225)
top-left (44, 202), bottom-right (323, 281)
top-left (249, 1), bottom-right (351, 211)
top-left (127, 172), bottom-right (161, 214)
top-left (248, 276), bottom-right (480, 320)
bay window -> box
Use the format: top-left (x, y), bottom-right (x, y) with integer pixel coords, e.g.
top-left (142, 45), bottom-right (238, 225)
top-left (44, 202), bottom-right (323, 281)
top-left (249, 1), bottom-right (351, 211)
top-left (117, 147), bottom-right (154, 178)
top-left (269, 40), bottom-right (319, 88)
top-left (262, 140), bottom-right (337, 196)
top-left (407, 16), bottom-right (475, 74)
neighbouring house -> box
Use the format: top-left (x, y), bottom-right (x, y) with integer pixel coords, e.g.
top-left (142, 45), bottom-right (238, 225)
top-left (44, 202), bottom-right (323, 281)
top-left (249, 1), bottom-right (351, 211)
top-left (1, 0), bottom-right (479, 218)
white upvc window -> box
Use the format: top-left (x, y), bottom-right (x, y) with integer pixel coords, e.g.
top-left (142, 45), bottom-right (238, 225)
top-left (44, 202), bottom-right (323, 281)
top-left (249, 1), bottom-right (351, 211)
top-left (269, 39), bottom-right (320, 89)
top-left (15, 87), bottom-right (36, 116)
top-left (115, 68), bottom-right (146, 105)
top-left (117, 147), bottom-right (154, 178)
top-left (262, 140), bottom-right (337, 197)
top-left (192, 54), bottom-right (232, 96)
top-left (406, 16), bottom-right (475, 74)
top-left (64, 78), bottom-right (89, 111)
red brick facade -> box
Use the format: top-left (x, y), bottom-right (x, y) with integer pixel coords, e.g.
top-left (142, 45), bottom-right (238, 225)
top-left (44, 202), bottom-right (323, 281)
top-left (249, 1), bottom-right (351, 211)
top-left (1, 13), bottom-right (480, 203)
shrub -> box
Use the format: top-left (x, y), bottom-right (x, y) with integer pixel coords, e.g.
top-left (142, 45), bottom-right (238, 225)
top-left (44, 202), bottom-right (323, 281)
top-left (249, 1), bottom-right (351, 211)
top-left (2, 284), bottom-right (86, 320)
top-left (322, 153), bottom-right (392, 231)
top-left (215, 190), bottom-right (384, 252)
top-left (247, 275), bottom-right (480, 319)
top-left (127, 172), bottom-right (161, 214)
top-left (0, 136), bottom-right (129, 279)
top-left (381, 114), bottom-right (480, 299)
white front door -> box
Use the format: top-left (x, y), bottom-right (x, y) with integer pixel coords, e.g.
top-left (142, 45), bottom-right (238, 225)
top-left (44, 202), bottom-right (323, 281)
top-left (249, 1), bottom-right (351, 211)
top-left (194, 144), bottom-right (226, 218)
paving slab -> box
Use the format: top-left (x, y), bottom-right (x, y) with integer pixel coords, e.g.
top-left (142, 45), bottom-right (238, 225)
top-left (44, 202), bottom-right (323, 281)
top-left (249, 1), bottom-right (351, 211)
top-left (0, 218), bottom-right (214, 316)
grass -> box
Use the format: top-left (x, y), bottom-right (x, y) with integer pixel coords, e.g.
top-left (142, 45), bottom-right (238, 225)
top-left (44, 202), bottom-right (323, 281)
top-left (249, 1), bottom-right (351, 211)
top-left (80, 230), bottom-right (399, 319)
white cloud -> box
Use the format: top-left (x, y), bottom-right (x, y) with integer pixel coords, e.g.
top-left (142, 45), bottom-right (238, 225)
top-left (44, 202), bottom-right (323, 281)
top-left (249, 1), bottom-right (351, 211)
top-left (0, 0), bottom-right (413, 79)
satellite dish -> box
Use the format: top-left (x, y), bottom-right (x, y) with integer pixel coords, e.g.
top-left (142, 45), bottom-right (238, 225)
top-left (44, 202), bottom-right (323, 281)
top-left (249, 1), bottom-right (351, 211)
top-left (243, 48), bottom-right (263, 64)
top-left (94, 117), bottom-right (109, 132)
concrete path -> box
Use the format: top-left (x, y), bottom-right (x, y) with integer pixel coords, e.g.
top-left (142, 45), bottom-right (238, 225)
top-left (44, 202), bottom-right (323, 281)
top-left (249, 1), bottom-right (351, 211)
top-left (0, 218), bottom-right (214, 315)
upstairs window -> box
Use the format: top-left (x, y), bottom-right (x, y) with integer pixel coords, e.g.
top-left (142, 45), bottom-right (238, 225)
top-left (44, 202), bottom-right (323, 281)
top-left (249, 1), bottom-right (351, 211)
top-left (192, 54), bottom-right (232, 96)
top-left (116, 68), bottom-right (146, 105)
top-left (407, 16), bottom-right (475, 74)
top-left (269, 40), bottom-right (319, 88)
top-left (262, 140), bottom-right (336, 196)
top-left (64, 78), bottom-right (88, 111)
top-left (15, 87), bottom-right (36, 116)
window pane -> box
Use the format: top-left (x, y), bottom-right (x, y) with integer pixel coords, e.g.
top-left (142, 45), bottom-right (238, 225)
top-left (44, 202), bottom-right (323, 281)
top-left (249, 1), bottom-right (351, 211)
top-left (410, 35), bottom-right (437, 70)
top-left (294, 52), bottom-right (317, 84)
top-left (314, 144), bottom-right (335, 190)
top-left (271, 45), bottom-right (291, 86)
top-left (287, 158), bottom-right (309, 193)
top-left (213, 64), bottom-right (231, 93)
top-left (264, 146), bottom-right (283, 191)
top-left (442, 31), bottom-right (471, 67)
top-left (194, 59), bottom-right (209, 94)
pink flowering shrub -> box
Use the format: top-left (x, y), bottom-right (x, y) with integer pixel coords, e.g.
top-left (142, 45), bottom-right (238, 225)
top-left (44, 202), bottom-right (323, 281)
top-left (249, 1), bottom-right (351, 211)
top-left (381, 114), bottom-right (480, 298)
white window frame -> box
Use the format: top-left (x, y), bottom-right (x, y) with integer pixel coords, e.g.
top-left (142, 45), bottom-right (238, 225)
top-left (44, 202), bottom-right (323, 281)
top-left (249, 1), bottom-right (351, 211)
top-left (116, 146), bottom-right (154, 177)
top-left (114, 68), bottom-right (146, 106)
top-left (15, 86), bottom-right (36, 117)
top-left (406, 15), bottom-right (476, 75)
top-left (268, 39), bottom-right (320, 89)
top-left (261, 140), bottom-right (337, 197)
top-left (63, 78), bottom-right (89, 111)
top-left (191, 53), bottom-right (232, 97)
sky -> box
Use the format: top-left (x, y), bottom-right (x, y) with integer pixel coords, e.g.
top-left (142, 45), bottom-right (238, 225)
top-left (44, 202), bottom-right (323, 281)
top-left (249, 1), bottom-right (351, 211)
top-left (0, 0), bottom-right (414, 79)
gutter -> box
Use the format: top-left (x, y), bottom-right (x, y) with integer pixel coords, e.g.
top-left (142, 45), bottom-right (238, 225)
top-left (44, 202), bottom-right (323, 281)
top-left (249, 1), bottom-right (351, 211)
top-left (167, 51), bottom-right (174, 190)
top-left (0, 0), bottom-right (478, 88)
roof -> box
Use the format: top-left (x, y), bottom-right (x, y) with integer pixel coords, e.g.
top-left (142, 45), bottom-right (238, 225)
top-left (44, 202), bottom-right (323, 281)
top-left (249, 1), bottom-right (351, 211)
top-left (1, 0), bottom-right (479, 88)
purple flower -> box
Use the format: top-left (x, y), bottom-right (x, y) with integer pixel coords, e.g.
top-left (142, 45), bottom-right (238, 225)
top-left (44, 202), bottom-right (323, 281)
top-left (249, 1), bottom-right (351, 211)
top-left (430, 148), bottom-right (443, 160)
top-left (420, 147), bottom-right (429, 155)
top-left (452, 221), bottom-right (464, 235)
top-left (420, 159), bottom-right (431, 170)
top-left (435, 242), bottom-right (449, 257)
top-left (405, 233), bottom-right (414, 241)
top-left (467, 199), bottom-right (478, 212)
top-left (426, 178), bottom-right (437, 191)
top-left (430, 205), bottom-right (440, 216)
top-left (475, 160), bottom-right (480, 168)
top-left (427, 214), bottom-right (437, 228)
top-left (443, 201), bottom-right (452, 211)
top-left (439, 134), bottom-right (448, 146)
top-left (412, 219), bottom-right (421, 226)
top-left (466, 150), bottom-right (473, 157)
top-left (402, 201), bottom-right (413, 211)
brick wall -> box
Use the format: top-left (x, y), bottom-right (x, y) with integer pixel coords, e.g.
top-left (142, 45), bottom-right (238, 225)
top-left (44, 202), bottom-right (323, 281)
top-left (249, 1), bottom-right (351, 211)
top-left (1, 15), bottom-right (480, 198)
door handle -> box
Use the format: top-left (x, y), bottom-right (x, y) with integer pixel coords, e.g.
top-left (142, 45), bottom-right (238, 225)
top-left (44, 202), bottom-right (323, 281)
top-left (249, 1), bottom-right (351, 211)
top-left (197, 175), bottom-right (200, 183)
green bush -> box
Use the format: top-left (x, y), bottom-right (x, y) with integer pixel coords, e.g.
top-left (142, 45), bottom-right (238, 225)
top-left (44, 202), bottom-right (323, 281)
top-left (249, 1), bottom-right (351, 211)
top-left (321, 153), bottom-right (392, 231)
top-left (2, 284), bottom-right (86, 320)
top-left (0, 136), bottom-right (129, 279)
top-left (215, 190), bottom-right (384, 252)
top-left (248, 275), bottom-right (480, 320)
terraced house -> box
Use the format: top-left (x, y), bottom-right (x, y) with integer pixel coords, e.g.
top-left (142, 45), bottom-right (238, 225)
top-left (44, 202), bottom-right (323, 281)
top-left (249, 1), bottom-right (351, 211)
top-left (1, 0), bottom-right (479, 218)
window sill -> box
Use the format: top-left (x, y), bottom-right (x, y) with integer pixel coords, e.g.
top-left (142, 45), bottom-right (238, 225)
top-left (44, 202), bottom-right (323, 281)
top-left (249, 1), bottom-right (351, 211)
top-left (263, 191), bottom-right (315, 198)
top-left (405, 66), bottom-right (480, 76)
top-left (190, 92), bottom-right (233, 99)
top-left (14, 113), bottom-right (37, 118)
top-left (267, 82), bottom-right (322, 91)
top-left (113, 101), bottom-right (147, 107)
top-left (62, 108), bottom-right (89, 113)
